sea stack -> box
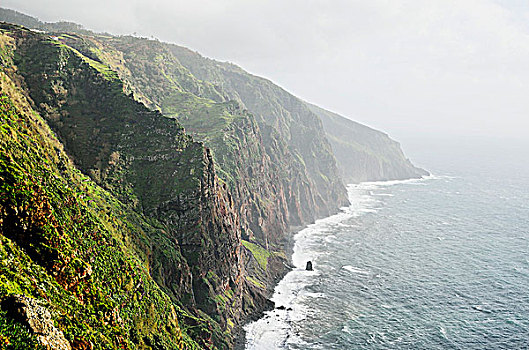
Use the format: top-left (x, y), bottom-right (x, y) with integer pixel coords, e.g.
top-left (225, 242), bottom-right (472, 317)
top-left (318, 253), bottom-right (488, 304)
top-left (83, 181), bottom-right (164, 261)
top-left (306, 261), bottom-right (313, 271)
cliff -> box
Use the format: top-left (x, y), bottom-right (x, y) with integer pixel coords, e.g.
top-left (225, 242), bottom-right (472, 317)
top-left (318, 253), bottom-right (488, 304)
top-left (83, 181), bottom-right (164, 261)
top-left (306, 104), bottom-right (429, 184)
top-left (0, 25), bottom-right (196, 348)
top-left (0, 8), bottom-right (427, 349)
top-left (165, 45), bottom-right (350, 219)
top-left (46, 32), bottom-right (347, 292)
top-left (0, 23), bottom-right (254, 348)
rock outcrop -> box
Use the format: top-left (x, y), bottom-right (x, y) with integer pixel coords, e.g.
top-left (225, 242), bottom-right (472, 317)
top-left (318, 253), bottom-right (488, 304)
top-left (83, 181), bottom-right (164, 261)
top-left (1, 295), bottom-right (71, 350)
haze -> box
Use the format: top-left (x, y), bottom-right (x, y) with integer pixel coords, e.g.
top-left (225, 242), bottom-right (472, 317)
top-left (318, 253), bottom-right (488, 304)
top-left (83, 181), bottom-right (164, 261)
top-left (5, 0), bottom-right (529, 143)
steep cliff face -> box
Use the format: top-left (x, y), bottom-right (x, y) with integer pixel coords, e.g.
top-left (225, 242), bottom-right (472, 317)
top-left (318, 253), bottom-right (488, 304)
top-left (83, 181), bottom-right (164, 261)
top-left (167, 46), bottom-right (350, 218)
top-left (0, 26), bottom-right (195, 349)
top-left (1, 23), bottom-right (250, 348)
top-left (56, 32), bottom-right (348, 224)
top-left (306, 104), bottom-right (429, 184)
top-left (51, 33), bottom-right (329, 286)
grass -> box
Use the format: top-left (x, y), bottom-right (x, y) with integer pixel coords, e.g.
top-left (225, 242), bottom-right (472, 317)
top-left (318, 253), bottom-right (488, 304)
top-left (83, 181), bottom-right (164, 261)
top-left (242, 240), bottom-right (271, 271)
top-left (0, 27), bottom-right (220, 348)
top-left (245, 276), bottom-right (265, 289)
top-left (0, 85), bottom-right (194, 349)
top-left (0, 310), bottom-right (43, 350)
top-left (47, 38), bottom-right (120, 82)
top-left (69, 45), bottom-right (120, 82)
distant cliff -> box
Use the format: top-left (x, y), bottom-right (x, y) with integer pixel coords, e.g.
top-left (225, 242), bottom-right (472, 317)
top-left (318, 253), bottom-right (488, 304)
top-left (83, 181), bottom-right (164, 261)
top-left (306, 104), bottom-right (428, 184)
top-left (0, 7), bottom-right (427, 349)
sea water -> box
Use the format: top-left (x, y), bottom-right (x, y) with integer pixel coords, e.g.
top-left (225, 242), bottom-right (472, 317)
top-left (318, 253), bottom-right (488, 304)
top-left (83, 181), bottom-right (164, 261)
top-left (245, 138), bottom-right (529, 349)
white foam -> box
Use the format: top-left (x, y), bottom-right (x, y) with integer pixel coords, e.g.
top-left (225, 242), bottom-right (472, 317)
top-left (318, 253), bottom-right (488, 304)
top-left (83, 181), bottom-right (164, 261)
top-left (350, 173), bottom-right (438, 189)
top-left (324, 234), bottom-right (337, 243)
top-left (245, 175), bottom-right (436, 349)
top-left (302, 292), bottom-right (327, 299)
top-left (358, 208), bottom-right (379, 213)
top-left (342, 265), bottom-right (370, 275)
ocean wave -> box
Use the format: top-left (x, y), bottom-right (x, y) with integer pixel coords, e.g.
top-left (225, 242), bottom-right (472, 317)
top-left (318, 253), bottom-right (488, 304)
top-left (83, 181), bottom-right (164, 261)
top-left (358, 208), bottom-right (379, 214)
top-left (302, 292), bottom-right (327, 299)
top-left (342, 265), bottom-right (370, 275)
top-left (348, 173), bottom-right (440, 190)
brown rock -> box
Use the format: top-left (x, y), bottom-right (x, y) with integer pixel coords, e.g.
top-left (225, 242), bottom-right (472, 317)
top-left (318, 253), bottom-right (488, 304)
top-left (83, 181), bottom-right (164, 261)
top-left (1, 295), bottom-right (72, 350)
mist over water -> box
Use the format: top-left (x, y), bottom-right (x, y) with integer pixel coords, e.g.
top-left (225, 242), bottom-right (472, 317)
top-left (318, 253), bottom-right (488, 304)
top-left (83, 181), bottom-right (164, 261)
top-left (246, 138), bottom-right (529, 349)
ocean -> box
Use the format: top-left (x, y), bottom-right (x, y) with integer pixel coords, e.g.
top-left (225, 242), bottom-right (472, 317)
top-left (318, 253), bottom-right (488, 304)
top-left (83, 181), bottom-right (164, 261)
top-left (245, 137), bottom-right (529, 349)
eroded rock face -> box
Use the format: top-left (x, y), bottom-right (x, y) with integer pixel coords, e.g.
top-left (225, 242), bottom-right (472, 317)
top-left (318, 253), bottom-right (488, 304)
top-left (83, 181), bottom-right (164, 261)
top-left (10, 30), bottom-right (245, 345)
top-left (306, 103), bottom-right (429, 184)
top-left (1, 295), bottom-right (72, 350)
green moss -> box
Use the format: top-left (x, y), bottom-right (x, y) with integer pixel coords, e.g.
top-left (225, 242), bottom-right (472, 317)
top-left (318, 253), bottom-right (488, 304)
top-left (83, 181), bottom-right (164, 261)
top-left (245, 276), bottom-right (265, 289)
top-left (242, 240), bottom-right (271, 271)
top-left (0, 310), bottom-right (44, 349)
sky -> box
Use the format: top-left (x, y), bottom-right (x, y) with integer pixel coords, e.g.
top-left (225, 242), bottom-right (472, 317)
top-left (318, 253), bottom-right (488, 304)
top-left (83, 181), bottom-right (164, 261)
top-left (3, 0), bottom-right (529, 144)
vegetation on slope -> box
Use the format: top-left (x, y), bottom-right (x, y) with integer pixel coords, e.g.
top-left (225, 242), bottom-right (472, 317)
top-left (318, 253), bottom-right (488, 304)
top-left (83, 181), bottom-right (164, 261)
top-left (241, 241), bottom-right (271, 271)
top-left (0, 74), bottom-right (195, 348)
top-left (0, 23), bottom-right (247, 349)
top-left (166, 45), bottom-right (350, 217)
top-left (50, 31), bottom-right (295, 283)
top-left (0, 9), bottom-right (428, 349)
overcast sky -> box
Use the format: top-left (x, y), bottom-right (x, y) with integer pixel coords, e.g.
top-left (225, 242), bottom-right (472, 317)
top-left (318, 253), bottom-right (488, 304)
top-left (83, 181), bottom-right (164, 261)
top-left (4, 0), bottom-right (529, 143)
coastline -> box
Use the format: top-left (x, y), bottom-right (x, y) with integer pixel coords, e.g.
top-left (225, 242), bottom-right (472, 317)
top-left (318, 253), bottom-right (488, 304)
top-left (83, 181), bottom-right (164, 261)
top-left (240, 174), bottom-right (432, 349)
top-left (239, 200), bottom-right (355, 349)
top-left (233, 223), bottom-right (305, 350)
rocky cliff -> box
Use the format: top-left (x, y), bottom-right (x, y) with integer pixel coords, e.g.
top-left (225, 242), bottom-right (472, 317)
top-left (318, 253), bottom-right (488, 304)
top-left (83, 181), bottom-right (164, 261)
top-left (0, 23), bottom-right (253, 349)
top-left (306, 104), bottom-right (429, 184)
top-left (166, 45), bottom-right (350, 219)
top-left (0, 8), bottom-right (427, 349)
top-left (47, 32), bottom-right (347, 293)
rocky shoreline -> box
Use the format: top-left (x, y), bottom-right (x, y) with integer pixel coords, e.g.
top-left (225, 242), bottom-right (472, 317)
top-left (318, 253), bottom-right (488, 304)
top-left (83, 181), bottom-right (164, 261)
top-left (234, 223), bottom-right (302, 350)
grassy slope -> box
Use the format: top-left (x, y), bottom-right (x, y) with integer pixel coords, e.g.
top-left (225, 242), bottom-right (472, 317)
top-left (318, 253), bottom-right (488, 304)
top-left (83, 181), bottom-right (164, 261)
top-left (0, 74), bottom-right (195, 349)
top-left (68, 34), bottom-right (249, 190)
top-left (0, 11), bottom-right (427, 339)
top-left (0, 10), bottom-right (336, 268)
top-left (0, 25), bottom-right (239, 349)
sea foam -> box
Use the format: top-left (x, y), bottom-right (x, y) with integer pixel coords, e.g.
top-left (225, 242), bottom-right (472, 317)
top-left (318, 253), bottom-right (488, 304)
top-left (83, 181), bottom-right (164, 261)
top-left (342, 265), bottom-right (370, 275)
top-left (245, 180), bottom-right (391, 349)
